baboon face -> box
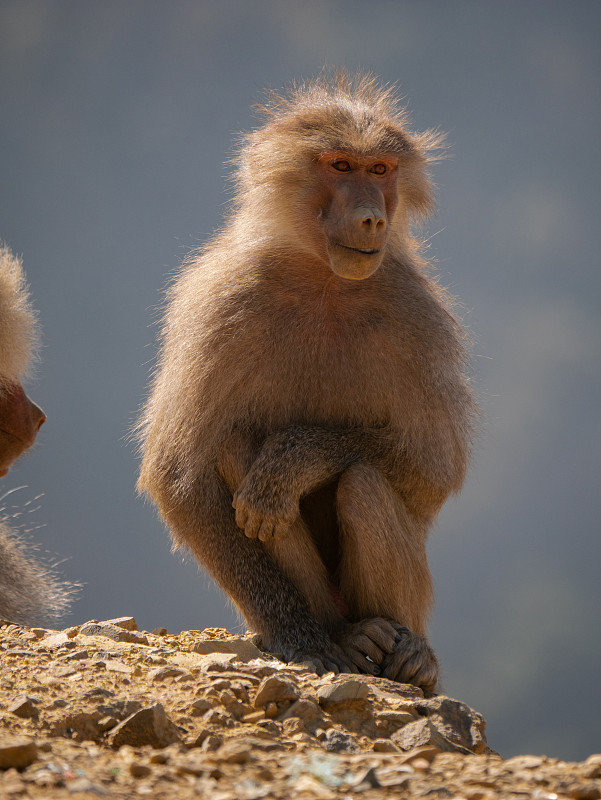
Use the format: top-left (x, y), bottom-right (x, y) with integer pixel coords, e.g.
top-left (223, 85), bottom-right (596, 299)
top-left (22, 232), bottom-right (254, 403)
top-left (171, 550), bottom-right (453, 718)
top-left (0, 383), bottom-right (46, 476)
top-left (315, 152), bottom-right (399, 280)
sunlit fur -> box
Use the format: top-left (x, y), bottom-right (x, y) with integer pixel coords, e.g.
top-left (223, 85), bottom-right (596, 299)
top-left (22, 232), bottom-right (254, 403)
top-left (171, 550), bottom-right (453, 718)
top-left (0, 244), bottom-right (39, 393)
top-left (0, 243), bottom-right (73, 625)
top-left (137, 73), bottom-right (475, 690)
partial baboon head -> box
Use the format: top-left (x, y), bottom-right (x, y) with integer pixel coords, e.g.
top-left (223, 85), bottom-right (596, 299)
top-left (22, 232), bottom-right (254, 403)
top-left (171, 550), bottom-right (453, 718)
top-left (233, 72), bottom-right (443, 280)
top-left (0, 245), bottom-right (45, 475)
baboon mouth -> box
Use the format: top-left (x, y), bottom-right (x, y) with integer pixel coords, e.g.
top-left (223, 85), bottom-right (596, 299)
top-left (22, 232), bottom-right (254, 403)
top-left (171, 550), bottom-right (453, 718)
top-left (335, 244), bottom-right (382, 256)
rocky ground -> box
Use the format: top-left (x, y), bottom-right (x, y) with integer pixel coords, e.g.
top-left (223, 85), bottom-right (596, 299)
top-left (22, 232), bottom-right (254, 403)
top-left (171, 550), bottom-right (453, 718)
top-left (0, 617), bottom-right (599, 799)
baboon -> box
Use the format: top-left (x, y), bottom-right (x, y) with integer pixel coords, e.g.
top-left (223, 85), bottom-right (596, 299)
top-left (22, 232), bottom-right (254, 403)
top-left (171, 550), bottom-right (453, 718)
top-left (0, 243), bottom-right (72, 624)
top-left (138, 73), bottom-right (476, 693)
top-left (0, 245), bottom-right (45, 476)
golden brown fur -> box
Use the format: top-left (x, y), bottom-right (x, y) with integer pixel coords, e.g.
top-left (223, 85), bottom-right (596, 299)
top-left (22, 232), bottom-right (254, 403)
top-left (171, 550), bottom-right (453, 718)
top-left (0, 243), bottom-right (72, 624)
top-left (137, 73), bottom-right (476, 691)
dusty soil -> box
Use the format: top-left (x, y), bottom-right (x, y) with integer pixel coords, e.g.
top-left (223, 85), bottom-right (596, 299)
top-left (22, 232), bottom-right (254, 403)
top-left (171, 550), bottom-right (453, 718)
top-left (1, 617), bottom-right (599, 799)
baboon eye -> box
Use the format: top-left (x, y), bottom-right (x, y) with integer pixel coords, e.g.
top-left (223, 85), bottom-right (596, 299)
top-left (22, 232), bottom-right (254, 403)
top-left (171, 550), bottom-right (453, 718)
top-left (370, 163), bottom-right (387, 175)
top-left (332, 160), bottom-right (351, 172)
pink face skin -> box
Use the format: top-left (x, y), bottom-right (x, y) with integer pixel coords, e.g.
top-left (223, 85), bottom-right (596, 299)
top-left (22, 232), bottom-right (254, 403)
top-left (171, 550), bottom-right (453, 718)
top-left (315, 152), bottom-right (399, 280)
top-left (0, 382), bottom-right (46, 476)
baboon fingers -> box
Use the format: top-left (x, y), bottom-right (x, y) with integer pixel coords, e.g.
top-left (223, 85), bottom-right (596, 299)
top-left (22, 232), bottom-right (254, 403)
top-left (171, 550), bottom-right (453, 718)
top-left (348, 650), bottom-right (381, 675)
top-left (381, 631), bottom-right (439, 694)
top-left (233, 498), bottom-right (248, 529)
top-left (243, 513), bottom-right (262, 539)
top-left (347, 633), bottom-right (389, 664)
top-left (359, 618), bottom-right (399, 654)
top-left (257, 519), bottom-right (276, 541)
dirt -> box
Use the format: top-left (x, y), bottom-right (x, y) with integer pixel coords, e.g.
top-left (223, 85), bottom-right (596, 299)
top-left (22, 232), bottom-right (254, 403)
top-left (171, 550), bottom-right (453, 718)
top-left (1, 617), bottom-right (599, 799)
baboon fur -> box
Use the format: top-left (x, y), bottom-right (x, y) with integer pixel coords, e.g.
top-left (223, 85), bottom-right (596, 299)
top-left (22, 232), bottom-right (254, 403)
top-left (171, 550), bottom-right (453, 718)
top-left (0, 244), bottom-right (39, 393)
top-left (0, 243), bottom-right (72, 625)
top-left (137, 73), bottom-right (476, 692)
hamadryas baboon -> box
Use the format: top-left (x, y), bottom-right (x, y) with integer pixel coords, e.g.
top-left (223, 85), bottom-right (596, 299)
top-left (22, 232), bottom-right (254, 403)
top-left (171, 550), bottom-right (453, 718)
top-left (0, 243), bottom-right (72, 625)
top-left (137, 73), bottom-right (476, 692)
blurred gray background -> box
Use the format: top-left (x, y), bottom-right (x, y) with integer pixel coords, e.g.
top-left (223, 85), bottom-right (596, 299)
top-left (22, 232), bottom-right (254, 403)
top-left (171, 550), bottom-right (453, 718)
top-left (1, 0), bottom-right (599, 760)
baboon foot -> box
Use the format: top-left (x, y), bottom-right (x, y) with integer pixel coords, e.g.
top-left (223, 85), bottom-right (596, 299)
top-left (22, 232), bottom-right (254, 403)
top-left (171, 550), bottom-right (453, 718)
top-left (331, 617), bottom-right (400, 676)
top-left (287, 639), bottom-right (358, 676)
top-left (380, 625), bottom-right (439, 694)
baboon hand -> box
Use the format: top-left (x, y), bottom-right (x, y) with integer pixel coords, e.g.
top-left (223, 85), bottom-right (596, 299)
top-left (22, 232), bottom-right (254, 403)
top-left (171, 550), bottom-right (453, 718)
top-left (232, 472), bottom-right (299, 541)
top-left (381, 624), bottom-right (440, 695)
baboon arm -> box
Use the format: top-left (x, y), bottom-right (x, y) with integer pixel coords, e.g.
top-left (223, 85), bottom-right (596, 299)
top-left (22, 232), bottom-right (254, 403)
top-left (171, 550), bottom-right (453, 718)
top-left (233, 424), bottom-right (394, 540)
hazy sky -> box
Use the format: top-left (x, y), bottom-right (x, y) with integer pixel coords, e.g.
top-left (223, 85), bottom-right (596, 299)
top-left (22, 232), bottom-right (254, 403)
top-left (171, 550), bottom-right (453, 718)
top-left (1, 0), bottom-right (599, 760)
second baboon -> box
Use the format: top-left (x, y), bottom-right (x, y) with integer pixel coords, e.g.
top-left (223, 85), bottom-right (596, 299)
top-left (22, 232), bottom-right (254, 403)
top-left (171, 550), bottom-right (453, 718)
top-left (138, 73), bottom-right (476, 692)
top-left (0, 243), bottom-right (72, 625)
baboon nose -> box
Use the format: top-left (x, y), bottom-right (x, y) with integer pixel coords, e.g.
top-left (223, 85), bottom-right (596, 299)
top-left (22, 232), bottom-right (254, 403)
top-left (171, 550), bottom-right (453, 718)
top-left (32, 403), bottom-right (46, 432)
top-left (354, 206), bottom-right (386, 234)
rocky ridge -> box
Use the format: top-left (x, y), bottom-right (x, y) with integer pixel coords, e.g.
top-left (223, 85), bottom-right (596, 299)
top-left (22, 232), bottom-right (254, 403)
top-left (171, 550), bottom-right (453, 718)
top-left (1, 617), bottom-right (599, 799)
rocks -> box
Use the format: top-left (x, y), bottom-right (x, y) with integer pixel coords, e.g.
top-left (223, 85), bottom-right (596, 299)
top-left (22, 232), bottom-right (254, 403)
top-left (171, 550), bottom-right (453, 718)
top-left (107, 703), bottom-right (182, 748)
top-left (104, 616), bottom-right (139, 631)
top-left (317, 678), bottom-right (370, 706)
top-left (190, 636), bottom-right (264, 662)
top-left (254, 675), bottom-right (300, 710)
top-left (148, 665), bottom-right (188, 681)
top-left (392, 717), bottom-right (473, 753)
top-left (0, 737), bottom-right (37, 769)
top-left (415, 695), bottom-right (489, 754)
top-left (8, 694), bottom-right (38, 718)
top-left (79, 621), bottom-right (149, 646)
top-left (1, 619), bottom-right (600, 799)
top-left (40, 632), bottom-right (71, 649)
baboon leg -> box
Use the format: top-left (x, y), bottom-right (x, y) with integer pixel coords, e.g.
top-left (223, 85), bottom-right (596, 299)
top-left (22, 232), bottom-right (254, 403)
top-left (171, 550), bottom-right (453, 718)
top-left (335, 462), bottom-right (439, 692)
top-left (215, 431), bottom-right (344, 656)
top-left (337, 462), bottom-right (432, 631)
top-left (263, 523), bottom-right (341, 630)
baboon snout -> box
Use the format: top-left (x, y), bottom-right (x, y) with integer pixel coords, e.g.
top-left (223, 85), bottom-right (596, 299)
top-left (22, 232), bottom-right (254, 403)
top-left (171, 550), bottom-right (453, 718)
top-left (351, 205), bottom-right (386, 237)
top-left (0, 383), bottom-right (46, 447)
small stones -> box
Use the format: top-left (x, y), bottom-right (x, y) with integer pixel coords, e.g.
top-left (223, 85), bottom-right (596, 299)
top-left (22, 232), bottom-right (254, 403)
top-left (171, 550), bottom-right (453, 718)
top-left (254, 676), bottom-right (300, 710)
top-left (392, 718), bottom-right (471, 754)
top-left (4, 620), bottom-right (599, 800)
top-left (317, 679), bottom-right (370, 707)
top-left (322, 728), bottom-right (359, 753)
top-left (40, 632), bottom-right (71, 649)
top-left (0, 737), bottom-right (38, 770)
top-left (8, 694), bottom-right (38, 718)
top-left (97, 699), bottom-right (143, 720)
top-left (49, 663), bottom-right (78, 678)
top-left (190, 698), bottom-right (213, 716)
top-left (372, 738), bottom-right (401, 753)
top-left (79, 622), bottom-right (149, 646)
top-left (103, 616), bottom-right (139, 632)
top-left (191, 636), bottom-right (263, 662)
top-left (129, 761), bottom-right (152, 778)
top-left (107, 703), bottom-right (181, 748)
top-left (216, 739), bottom-right (252, 764)
top-left (375, 709), bottom-right (417, 735)
top-left (242, 710), bottom-right (265, 724)
top-left (570, 783), bottom-right (601, 800)
top-left (95, 658), bottom-right (133, 674)
top-left (415, 695), bottom-right (489, 754)
top-left (280, 698), bottom-right (323, 732)
top-left (201, 734), bottom-right (222, 752)
top-left (148, 665), bottom-right (187, 682)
